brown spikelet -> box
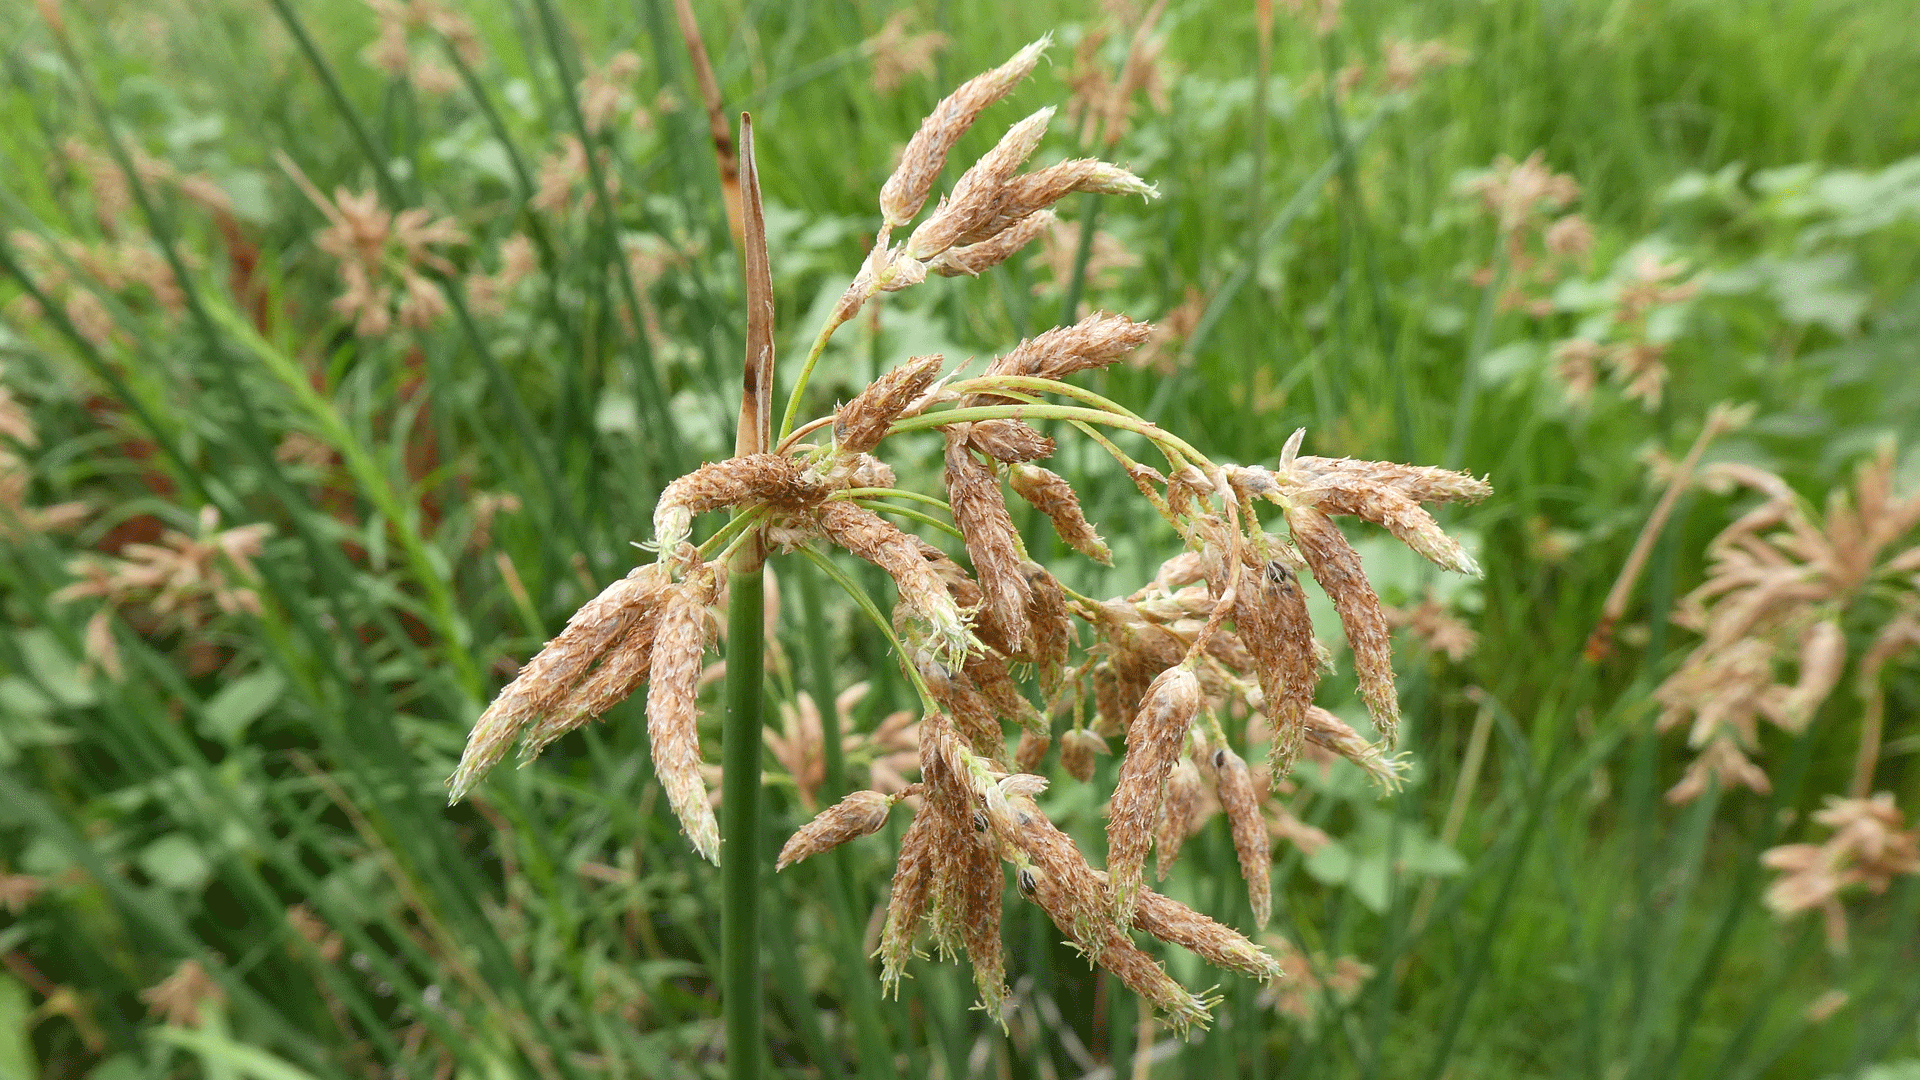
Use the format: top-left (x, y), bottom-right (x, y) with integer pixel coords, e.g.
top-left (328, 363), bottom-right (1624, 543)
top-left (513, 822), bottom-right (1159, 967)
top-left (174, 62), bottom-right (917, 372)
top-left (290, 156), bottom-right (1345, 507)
top-left (1132, 889), bottom-right (1281, 982)
top-left (967, 418), bottom-right (1056, 462)
top-left (981, 311), bottom-right (1154, 387)
top-left (928, 208), bottom-right (1056, 277)
top-left (944, 426), bottom-right (1032, 652)
top-left (655, 453), bottom-right (826, 548)
top-left (1015, 730), bottom-right (1051, 772)
top-left (1008, 463), bottom-right (1111, 564)
top-left (1234, 559), bottom-right (1318, 777)
top-left (777, 789), bottom-right (898, 870)
top-left (955, 830), bottom-right (1008, 1015)
top-left (1059, 728), bottom-right (1110, 781)
top-left (1097, 935), bottom-right (1215, 1033)
top-left (647, 568), bottom-right (722, 863)
top-left (1286, 506), bottom-right (1399, 743)
top-left (1107, 666), bottom-right (1201, 919)
top-left (450, 563), bottom-right (670, 800)
top-left (967, 650), bottom-right (1046, 734)
top-left (904, 106), bottom-right (1055, 259)
top-left (923, 664), bottom-right (1008, 763)
top-left (879, 37), bottom-right (1050, 228)
top-left (1092, 661), bottom-right (1127, 737)
top-left (880, 802), bottom-right (941, 994)
top-left (1296, 482), bottom-right (1481, 576)
top-left (818, 500), bottom-right (973, 661)
top-left (1022, 561), bottom-right (1075, 689)
top-left (956, 158), bottom-right (1156, 244)
top-left (1288, 456), bottom-right (1492, 506)
top-left (1154, 755), bottom-right (1203, 879)
top-left (1303, 706), bottom-right (1407, 790)
top-left (521, 607), bottom-right (664, 760)
top-left (1209, 743), bottom-right (1273, 927)
top-left (835, 353), bottom-right (944, 453)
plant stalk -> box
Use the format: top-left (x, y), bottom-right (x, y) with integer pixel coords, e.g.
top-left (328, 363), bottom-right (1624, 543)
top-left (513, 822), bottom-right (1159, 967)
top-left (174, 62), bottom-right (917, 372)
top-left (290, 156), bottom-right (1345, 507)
top-left (722, 566), bottom-right (765, 1080)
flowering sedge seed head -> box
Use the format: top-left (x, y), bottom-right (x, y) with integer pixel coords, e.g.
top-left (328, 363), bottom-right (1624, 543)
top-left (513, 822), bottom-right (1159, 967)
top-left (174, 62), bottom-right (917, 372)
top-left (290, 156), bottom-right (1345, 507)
top-left (1154, 755), bottom-right (1204, 880)
top-left (1285, 505), bottom-right (1400, 744)
top-left (1231, 559), bottom-right (1319, 778)
top-left (905, 106), bottom-right (1056, 260)
top-left (928, 208), bottom-right (1057, 278)
top-left (879, 36), bottom-right (1051, 228)
top-left (1008, 463), bottom-right (1111, 564)
top-left (778, 789), bottom-right (899, 870)
top-left (1107, 666), bottom-right (1201, 919)
top-left (1059, 728), bottom-right (1111, 782)
top-left (966, 418), bottom-right (1056, 463)
top-left (879, 801), bottom-right (940, 995)
top-left (1210, 742), bottom-right (1274, 927)
top-left (818, 500), bottom-right (975, 665)
top-left (1131, 889), bottom-right (1282, 983)
top-left (944, 427), bottom-right (1033, 654)
top-left (982, 311), bottom-right (1153, 386)
top-left (1015, 730), bottom-right (1051, 772)
top-left (835, 353), bottom-right (945, 453)
top-left (956, 160), bottom-right (1157, 247)
top-left (1302, 707), bottom-right (1409, 790)
top-left (653, 453), bottom-right (828, 551)
top-left (647, 567), bottom-right (722, 864)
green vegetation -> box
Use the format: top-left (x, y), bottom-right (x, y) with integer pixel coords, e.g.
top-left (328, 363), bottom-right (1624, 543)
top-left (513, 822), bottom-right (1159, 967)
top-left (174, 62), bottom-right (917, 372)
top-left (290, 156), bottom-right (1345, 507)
top-left (2, 0), bottom-right (1918, 1077)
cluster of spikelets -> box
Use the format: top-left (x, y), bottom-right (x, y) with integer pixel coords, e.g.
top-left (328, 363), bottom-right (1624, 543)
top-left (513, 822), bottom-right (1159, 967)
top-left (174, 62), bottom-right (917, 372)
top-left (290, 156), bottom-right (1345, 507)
top-left (1654, 443), bottom-right (1920, 949)
top-left (449, 38), bottom-right (1490, 1032)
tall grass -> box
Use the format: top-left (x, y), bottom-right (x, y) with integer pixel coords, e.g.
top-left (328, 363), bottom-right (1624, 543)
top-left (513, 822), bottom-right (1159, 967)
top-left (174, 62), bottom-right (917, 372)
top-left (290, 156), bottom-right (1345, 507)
top-left (2, 0), bottom-right (1918, 1078)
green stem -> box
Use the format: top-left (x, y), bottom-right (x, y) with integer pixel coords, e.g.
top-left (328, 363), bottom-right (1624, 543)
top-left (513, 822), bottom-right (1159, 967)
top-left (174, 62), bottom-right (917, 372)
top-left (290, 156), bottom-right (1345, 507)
top-left (779, 311), bottom-right (851, 442)
top-left (887, 403), bottom-right (1214, 470)
top-left (1443, 248), bottom-right (1508, 472)
top-left (722, 566), bottom-right (766, 1080)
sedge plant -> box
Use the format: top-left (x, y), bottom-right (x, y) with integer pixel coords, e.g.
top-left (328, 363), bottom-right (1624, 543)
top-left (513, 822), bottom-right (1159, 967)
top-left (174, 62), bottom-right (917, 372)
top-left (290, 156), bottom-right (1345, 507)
top-left (446, 37), bottom-right (1489, 1071)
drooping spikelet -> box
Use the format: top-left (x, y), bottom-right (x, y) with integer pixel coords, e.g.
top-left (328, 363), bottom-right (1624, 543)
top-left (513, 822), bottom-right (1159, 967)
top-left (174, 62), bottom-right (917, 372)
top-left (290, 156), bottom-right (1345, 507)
top-left (905, 106), bottom-right (1055, 259)
top-left (1233, 558), bottom-right (1319, 776)
top-left (1285, 505), bottom-right (1399, 744)
top-left (967, 418), bottom-right (1056, 463)
top-left (1008, 463), bottom-right (1111, 564)
top-left (449, 563), bottom-right (670, 800)
top-left (834, 353), bottom-right (945, 453)
top-left (1022, 561), bottom-right (1075, 689)
top-left (1154, 755), bottom-right (1204, 880)
top-left (879, 802), bottom-right (940, 995)
top-left (645, 567), bottom-right (722, 863)
top-left (955, 827), bottom-right (1009, 1016)
top-left (1059, 727), bottom-right (1110, 782)
top-left (1285, 454), bottom-right (1493, 506)
top-left (1106, 666), bottom-right (1201, 920)
top-left (954, 159), bottom-right (1156, 244)
top-left (929, 207), bottom-right (1056, 277)
top-left (1209, 742), bottom-right (1273, 927)
top-left (655, 453), bottom-right (826, 550)
top-left (879, 36), bottom-right (1050, 228)
top-left (1131, 889), bottom-right (1281, 983)
top-left (777, 789), bottom-right (900, 870)
top-left (981, 311), bottom-right (1153, 387)
top-left (817, 499), bottom-right (973, 663)
top-left (1015, 730), bottom-right (1051, 772)
top-left (522, 611), bottom-right (662, 760)
top-left (1302, 707), bottom-right (1408, 790)
top-left (944, 426), bottom-right (1032, 653)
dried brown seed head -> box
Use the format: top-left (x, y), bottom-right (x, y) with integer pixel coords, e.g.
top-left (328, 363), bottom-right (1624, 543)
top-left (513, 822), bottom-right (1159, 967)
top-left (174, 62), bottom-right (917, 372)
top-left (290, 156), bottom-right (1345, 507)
top-left (944, 426), bottom-right (1033, 653)
top-left (879, 36), bottom-right (1051, 227)
top-left (981, 311), bottom-right (1154, 386)
top-left (1132, 889), bottom-right (1281, 983)
top-left (818, 500), bottom-right (975, 663)
top-left (1286, 506), bottom-right (1399, 744)
top-left (928, 208), bottom-right (1057, 277)
top-left (1211, 743), bottom-right (1273, 927)
top-left (1107, 666), bottom-right (1201, 919)
top-left (1059, 728), bottom-right (1111, 782)
top-left (967, 418), bottom-right (1056, 462)
top-left (1154, 755), bottom-right (1204, 880)
top-left (1015, 729), bottom-right (1052, 772)
top-left (879, 801), bottom-right (941, 995)
top-left (905, 106), bottom-right (1055, 259)
top-left (954, 159), bottom-right (1157, 246)
top-left (655, 453), bottom-right (826, 551)
top-left (647, 567), bottom-right (722, 863)
top-left (834, 354), bottom-right (944, 453)
top-left (1232, 558), bottom-right (1319, 779)
top-left (777, 789), bottom-right (898, 870)
top-left (1008, 463), bottom-right (1111, 564)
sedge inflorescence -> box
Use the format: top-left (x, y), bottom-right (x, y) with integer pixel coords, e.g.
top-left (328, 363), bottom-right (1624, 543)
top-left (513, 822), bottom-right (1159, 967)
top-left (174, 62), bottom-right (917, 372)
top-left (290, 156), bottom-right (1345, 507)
top-left (448, 38), bottom-right (1488, 1032)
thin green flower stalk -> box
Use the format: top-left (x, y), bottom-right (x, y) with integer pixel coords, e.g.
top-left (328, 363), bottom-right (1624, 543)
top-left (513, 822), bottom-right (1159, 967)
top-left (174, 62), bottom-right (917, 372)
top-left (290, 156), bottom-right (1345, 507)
top-left (447, 38), bottom-right (1490, 1037)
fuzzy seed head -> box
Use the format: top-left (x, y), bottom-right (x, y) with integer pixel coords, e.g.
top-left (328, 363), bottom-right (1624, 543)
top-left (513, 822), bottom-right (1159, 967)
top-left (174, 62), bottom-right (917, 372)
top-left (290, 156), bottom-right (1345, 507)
top-left (646, 568), bottom-right (722, 863)
top-left (777, 789), bottom-right (897, 870)
top-left (654, 454), bottom-right (826, 550)
top-left (944, 426), bottom-right (1033, 653)
top-left (1286, 506), bottom-right (1400, 744)
top-left (982, 311), bottom-right (1153, 386)
top-left (1008, 463), bottom-right (1111, 564)
top-left (905, 106), bottom-right (1055, 260)
top-left (1154, 755), bottom-right (1204, 880)
top-left (967, 418), bottom-right (1056, 463)
top-left (1233, 559), bottom-right (1319, 778)
top-left (818, 500), bottom-right (975, 665)
top-left (1211, 743), bottom-right (1273, 927)
top-left (1131, 889), bottom-right (1281, 983)
top-left (1107, 666), bottom-right (1201, 920)
top-left (879, 802), bottom-right (941, 995)
top-left (1059, 728), bottom-right (1111, 782)
top-left (879, 36), bottom-right (1050, 227)
top-left (835, 354), bottom-right (944, 453)
top-left (928, 208), bottom-right (1056, 277)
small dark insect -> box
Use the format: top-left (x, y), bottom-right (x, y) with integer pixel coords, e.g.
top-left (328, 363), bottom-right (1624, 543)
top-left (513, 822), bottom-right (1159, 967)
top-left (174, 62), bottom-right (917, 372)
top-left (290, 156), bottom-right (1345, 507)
top-left (1016, 868), bottom-right (1039, 896)
top-left (1213, 748), bottom-right (1227, 768)
top-left (1264, 560), bottom-right (1295, 590)
top-left (972, 811), bottom-right (988, 833)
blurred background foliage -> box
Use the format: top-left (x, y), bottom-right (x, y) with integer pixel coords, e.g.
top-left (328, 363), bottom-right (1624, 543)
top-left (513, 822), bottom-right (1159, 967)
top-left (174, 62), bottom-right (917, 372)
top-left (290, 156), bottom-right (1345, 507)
top-left (1, 0), bottom-right (1918, 1077)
